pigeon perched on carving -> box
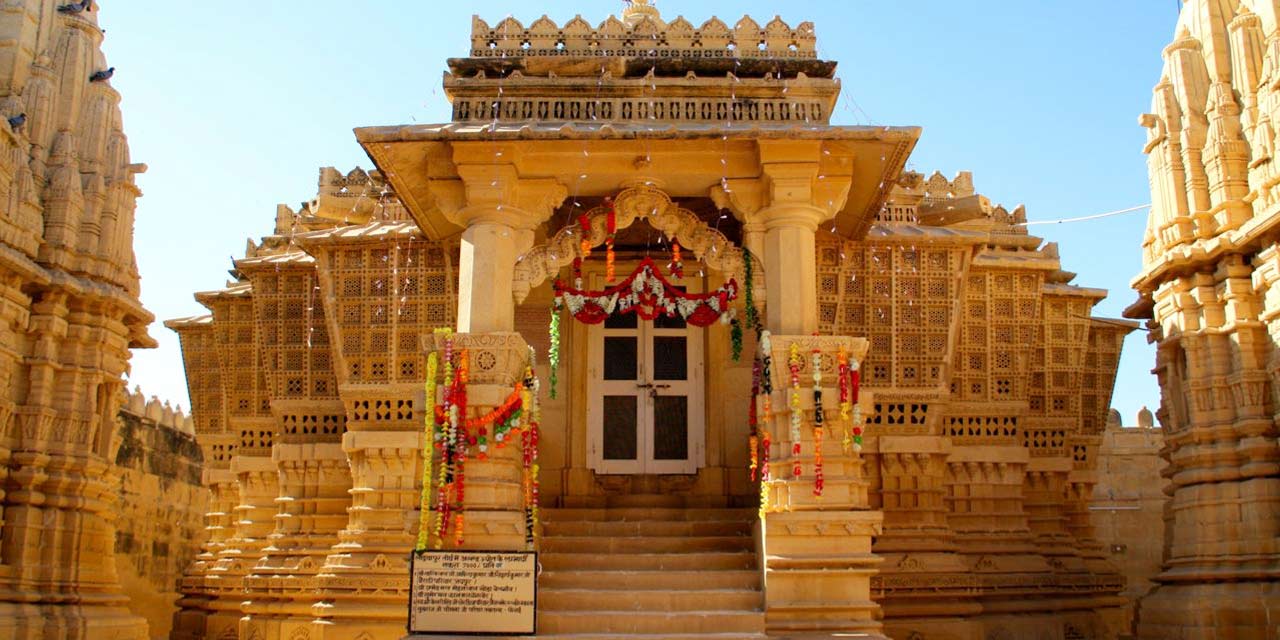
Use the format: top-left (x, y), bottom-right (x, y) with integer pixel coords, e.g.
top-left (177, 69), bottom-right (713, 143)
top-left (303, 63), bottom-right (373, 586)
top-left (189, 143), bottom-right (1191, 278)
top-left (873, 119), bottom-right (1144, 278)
top-left (56, 0), bottom-right (91, 14)
top-left (7, 114), bottom-right (25, 132)
top-left (89, 67), bottom-right (114, 83)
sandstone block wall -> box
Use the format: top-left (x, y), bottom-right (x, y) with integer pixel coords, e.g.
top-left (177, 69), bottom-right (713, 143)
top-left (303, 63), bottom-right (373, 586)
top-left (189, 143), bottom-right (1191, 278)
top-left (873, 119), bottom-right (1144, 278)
top-left (1090, 409), bottom-right (1167, 632)
top-left (112, 389), bottom-right (207, 640)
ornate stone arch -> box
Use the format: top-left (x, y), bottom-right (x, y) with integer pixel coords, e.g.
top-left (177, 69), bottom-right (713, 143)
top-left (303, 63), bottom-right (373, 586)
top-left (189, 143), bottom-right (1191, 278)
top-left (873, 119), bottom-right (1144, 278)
top-left (511, 185), bottom-right (762, 303)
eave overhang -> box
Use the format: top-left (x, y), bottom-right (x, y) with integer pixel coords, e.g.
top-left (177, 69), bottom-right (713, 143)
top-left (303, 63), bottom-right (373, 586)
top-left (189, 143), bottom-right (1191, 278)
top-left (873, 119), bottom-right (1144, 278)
top-left (355, 121), bottom-right (920, 242)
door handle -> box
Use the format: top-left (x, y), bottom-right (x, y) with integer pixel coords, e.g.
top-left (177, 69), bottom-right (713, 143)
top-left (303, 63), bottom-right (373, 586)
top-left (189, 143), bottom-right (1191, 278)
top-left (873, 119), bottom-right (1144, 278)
top-left (637, 382), bottom-right (672, 398)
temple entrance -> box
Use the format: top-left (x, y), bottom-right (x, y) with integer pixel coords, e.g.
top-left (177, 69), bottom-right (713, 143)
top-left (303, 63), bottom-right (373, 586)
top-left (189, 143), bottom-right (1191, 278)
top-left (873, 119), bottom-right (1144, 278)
top-left (585, 272), bottom-right (706, 475)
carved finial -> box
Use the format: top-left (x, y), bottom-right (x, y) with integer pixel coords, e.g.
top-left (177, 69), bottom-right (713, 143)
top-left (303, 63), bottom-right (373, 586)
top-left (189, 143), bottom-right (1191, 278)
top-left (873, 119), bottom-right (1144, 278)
top-left (622, 0), bottom-right (661, 28)
top-left (1137, 406), bottom-right (1155, 429)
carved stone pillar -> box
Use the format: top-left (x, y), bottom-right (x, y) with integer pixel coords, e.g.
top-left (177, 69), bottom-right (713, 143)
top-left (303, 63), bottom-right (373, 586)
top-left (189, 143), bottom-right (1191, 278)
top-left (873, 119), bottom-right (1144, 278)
top-left (208, 445), bottom-right (276, 640)
top-left (311, 333), bottom-right (532, 640)
top-left (430, 157), bottom-right (567, 334)
top-left (241, 406), bottom-right (352, 640)
top-left (712, 140), bottom-right (852, 336)
top-left (170, 437), bottom-right (238, 640)
top-left (760, 334), bottom-right (885, 638)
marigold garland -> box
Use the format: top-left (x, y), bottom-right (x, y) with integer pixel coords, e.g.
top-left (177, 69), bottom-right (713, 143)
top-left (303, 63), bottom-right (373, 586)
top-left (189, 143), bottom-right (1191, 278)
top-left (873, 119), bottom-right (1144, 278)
top-left (434, 331), bottom-right (455, 548)
top-left (670, 240), bottom-right (684, 279)
top-left (453, 350), bottom-right (470, 547)
top-left (416, 351), bottom-right (439, 552)
top-left (605, 202), bottom-right (617, 283)
top-left (748, 357), bottom-right (762, 483)
top-left (788, 343), bottom-right (803, 479)
top-left (578, 213), bottom-right (592, 258)
top-left (812, 348), bottom-right (826, 496)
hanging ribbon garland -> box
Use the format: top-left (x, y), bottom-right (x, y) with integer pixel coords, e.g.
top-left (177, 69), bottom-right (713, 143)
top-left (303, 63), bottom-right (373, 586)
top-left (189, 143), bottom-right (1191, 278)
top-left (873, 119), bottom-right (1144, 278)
top-left (554, 257), bottom-right (738, 327)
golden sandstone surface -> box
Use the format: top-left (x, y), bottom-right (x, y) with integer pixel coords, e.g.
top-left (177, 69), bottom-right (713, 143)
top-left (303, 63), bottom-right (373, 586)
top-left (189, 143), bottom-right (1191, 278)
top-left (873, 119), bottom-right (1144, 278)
top-left (0, 0), bottom-right (1265, 639)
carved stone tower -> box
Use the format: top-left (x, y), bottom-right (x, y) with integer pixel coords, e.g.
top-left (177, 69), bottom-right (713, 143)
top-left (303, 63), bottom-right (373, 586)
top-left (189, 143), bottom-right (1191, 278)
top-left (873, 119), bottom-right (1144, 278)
top-left (0, 1), bottom-right (153, 639)
top-left (1128, 1), bottom-right (1280, 637)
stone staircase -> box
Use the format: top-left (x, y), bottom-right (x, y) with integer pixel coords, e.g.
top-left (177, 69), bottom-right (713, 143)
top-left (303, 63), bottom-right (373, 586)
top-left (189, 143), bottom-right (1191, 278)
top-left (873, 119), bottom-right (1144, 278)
top-left (536, 495), bottom-right (766, 639)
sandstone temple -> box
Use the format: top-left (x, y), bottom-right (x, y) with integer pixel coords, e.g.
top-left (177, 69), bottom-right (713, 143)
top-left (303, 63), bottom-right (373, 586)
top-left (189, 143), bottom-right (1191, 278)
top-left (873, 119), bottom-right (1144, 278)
top-left (159, 2), bottom-right (1139, 639)
top-left (0, 1), bottom-right (1244, 640)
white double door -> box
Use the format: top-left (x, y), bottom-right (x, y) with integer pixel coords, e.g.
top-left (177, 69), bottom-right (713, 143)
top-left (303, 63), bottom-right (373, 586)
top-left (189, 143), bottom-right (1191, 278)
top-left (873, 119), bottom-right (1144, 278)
top-left (586, 293), bottom-right (705, 475)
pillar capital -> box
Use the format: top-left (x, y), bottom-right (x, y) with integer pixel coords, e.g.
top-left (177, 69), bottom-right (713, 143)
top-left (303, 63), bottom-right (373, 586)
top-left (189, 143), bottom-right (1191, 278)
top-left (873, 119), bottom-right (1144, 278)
top-left (430, 166), bottom-right (568, 230)
top-left (710, 164), bottom-right (849, 232)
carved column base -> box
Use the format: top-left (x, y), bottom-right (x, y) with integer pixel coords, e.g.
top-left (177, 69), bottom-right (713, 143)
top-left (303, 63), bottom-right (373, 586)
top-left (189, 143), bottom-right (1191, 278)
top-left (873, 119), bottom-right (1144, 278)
top-left (1137, 580), bottom-right (1280, 639)
top-left (763, 510), bottom-right (886, 638)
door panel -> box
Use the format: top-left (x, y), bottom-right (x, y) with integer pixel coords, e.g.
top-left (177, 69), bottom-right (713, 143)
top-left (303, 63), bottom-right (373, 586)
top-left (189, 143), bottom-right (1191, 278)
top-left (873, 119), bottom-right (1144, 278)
top-left (587, 269), bottom-right (705, 475)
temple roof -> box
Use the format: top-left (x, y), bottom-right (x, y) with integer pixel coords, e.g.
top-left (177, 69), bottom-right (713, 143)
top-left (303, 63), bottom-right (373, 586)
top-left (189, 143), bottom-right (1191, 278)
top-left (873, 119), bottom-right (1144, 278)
top-left (357, 122), bottom-right (919, 240)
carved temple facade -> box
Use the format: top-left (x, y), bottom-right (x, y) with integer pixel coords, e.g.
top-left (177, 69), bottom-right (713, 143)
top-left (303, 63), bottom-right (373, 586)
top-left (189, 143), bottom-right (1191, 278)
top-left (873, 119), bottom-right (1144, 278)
top-left (167, 3), bottom-right (1133, 640)
top-left (1126, 0), bottom-right (1280, 637)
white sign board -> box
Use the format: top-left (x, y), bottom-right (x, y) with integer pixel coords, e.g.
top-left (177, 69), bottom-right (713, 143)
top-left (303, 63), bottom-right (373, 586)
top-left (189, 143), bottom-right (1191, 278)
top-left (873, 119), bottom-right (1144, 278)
top-left (408, 550), bottom-right (537, 636)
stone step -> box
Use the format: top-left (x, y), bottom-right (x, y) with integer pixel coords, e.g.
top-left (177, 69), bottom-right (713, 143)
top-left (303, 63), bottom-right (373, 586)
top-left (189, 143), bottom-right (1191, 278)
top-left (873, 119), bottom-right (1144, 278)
top-left (539, 569), bottom-right (761, 591)
top-left (540, 588), bottom-right (762, 612)
top-left (539, 551), bottom-right (757, 572)
top-left (538, 610), bottom-right (765, 635)
top-left (542, 519), bottom-right (752, 538)
top-left (541, 535), bottom-right (753, 554)
top-left (541, 507), bottom-right (757, 523)
top-left (535, 635), bottom-right (766, 640)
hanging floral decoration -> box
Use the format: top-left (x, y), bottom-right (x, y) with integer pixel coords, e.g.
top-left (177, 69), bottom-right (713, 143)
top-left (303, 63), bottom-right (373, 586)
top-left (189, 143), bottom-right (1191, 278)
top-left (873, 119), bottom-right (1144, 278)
top-left (838, 347), bottom-right (854, 455)
top-left (749, 358), bottom-right (761, 483)
top-left (788, 343), bottom-right (803, 479)
top-left (730, 254), bottom-right (751, 362)
top-left (554, 257), bottom-right (738, 327)
top-left (743, 252), bottom-right (759, 332)
top-left (417, 333), bottom-right (544, 550)
top-left (670, 240), bottom-right (684, 279)
top-left (432, 331), bottom-right (457, 548)
top-left (548, 301), bottom-right (561, 399)
top-left (757, 330), bottom-right (774, 517)
top-left (416, 350), bottom-right (440, 552)
top-left (605, 201), bottom-right (617, 283)
top-left (578, 213), bottom-right (593, 258)
top-left (521, 346), bottom-right (541, 550)
top-left (811, 347), bottom-right (826, 496)
top-left (850, 357), bottom-right (863, 452)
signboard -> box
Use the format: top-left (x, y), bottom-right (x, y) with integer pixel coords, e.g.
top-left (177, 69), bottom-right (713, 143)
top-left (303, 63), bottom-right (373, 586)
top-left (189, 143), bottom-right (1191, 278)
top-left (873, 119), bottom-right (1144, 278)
top-left (408, 550), bottom-right (537, 636)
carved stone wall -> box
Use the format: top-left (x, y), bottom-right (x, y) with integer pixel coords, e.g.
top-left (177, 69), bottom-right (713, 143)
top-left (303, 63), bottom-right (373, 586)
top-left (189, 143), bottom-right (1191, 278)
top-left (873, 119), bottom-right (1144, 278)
top-left (1090, 410), bottom-right (1167, 631)
top-left (111, 389), bottom-right (205, 640)
top-left (820, 173), bottom-right (1131, 639)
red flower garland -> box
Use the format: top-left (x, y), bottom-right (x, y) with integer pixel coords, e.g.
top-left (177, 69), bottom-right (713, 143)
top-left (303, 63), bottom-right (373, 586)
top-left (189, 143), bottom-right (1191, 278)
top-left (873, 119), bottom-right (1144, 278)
top-left (554, 257), bottom-right (737, 327)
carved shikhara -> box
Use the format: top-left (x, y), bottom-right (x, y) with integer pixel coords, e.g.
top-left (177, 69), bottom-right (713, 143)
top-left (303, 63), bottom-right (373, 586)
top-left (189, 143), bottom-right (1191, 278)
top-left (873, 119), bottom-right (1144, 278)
top-left (511, 185), bottom-right (758, 303)
top-left (1130, 2), bottom-right (1280, 638)
top-left (469, 13), bottom-right (818, 60)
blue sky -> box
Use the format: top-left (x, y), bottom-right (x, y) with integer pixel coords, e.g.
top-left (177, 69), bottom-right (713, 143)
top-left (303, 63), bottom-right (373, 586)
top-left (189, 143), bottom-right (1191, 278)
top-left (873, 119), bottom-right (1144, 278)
top-left (101, 1), bottom-right (1176, 425)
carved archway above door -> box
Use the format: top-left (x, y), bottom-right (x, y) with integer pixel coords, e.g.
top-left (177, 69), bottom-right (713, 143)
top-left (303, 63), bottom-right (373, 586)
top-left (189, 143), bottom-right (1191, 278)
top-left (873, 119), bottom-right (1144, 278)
top-left (511, 185), bottom-right (761, 304)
